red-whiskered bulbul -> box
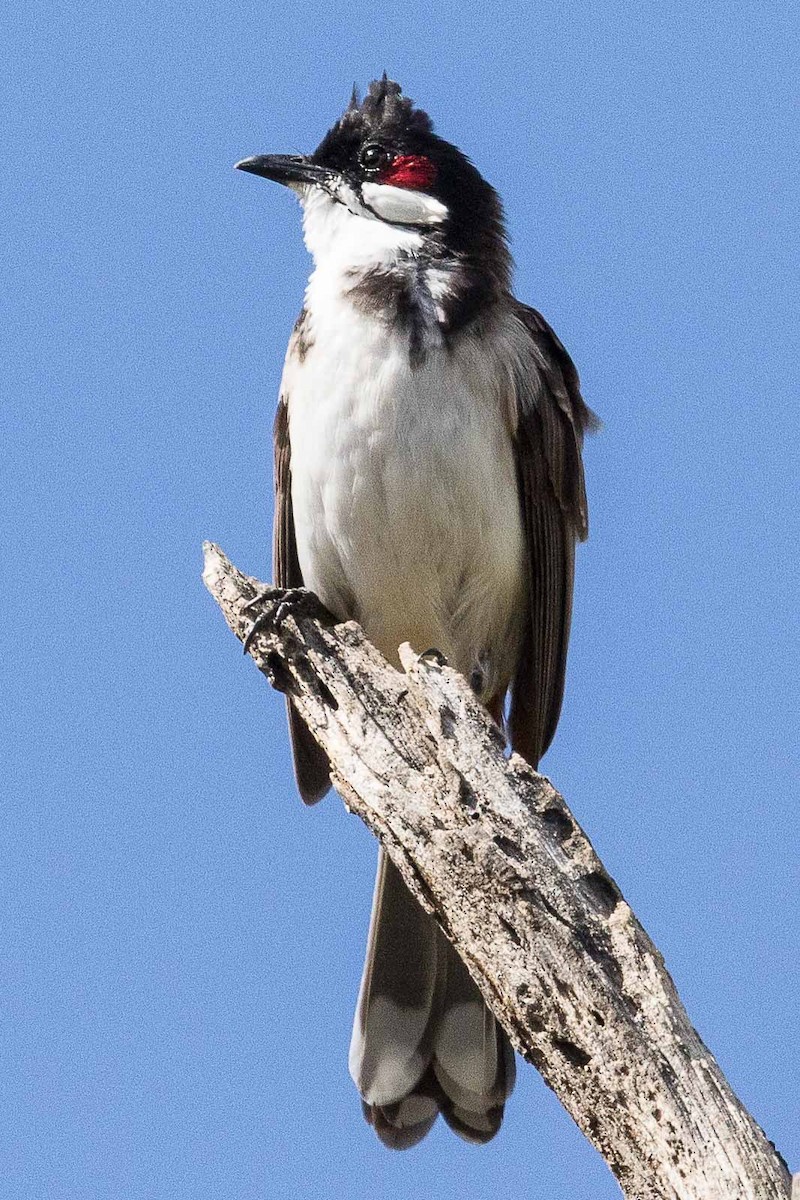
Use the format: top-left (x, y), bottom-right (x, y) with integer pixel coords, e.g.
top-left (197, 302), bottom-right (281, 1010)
top-left (236, 76), bottom-right (597, 1149)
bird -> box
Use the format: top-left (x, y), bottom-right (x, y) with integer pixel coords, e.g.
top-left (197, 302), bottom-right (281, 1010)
top-left (235, 75), bottom-right (597, 1149)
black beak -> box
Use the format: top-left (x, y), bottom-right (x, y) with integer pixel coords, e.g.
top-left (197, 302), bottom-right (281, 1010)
top-left (234, 154), bottom-right (331, 188)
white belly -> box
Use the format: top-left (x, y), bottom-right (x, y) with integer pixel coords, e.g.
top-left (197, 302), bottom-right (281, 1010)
top-left (284, 291), bottom-right (526, 698)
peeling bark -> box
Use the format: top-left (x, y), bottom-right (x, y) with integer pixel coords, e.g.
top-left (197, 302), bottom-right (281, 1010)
top-left (202, 542), bottom-right (792, 1200)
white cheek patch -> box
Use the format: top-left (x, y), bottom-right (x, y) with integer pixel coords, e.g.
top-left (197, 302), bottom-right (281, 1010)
top-left (361, 182), bottom-right (448, 226)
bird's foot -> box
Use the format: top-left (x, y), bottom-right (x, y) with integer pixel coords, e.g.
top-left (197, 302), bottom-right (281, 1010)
top-left (242, 587), bottom-right (310, 655)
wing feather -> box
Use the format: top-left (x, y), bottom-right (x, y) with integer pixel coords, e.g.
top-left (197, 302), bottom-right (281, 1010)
top-left (508, 302), bottom-right (598, 767)
top-left (274, 393), bottom-right (331, 804)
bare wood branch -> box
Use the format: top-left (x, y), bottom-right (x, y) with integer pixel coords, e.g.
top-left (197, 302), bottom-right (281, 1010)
top-left (202, 542), bottom-right (791, 1200)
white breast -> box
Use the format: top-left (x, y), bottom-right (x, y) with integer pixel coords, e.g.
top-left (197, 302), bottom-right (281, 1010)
top-left (282, 204), bottom-right (527, 698)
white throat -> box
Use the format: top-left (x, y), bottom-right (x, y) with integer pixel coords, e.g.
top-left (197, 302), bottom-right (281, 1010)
top-left (302, 189), bottom-right (422, 270)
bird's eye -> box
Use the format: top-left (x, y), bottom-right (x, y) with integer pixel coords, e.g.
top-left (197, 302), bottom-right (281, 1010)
top-left (359, 143), bottom-right (391, 172)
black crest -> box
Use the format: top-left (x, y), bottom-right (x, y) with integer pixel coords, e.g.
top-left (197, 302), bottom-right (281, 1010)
top-left (312, 77), bottom-right (434, 176)
top-left (325, 75), bottom-right (434, 150)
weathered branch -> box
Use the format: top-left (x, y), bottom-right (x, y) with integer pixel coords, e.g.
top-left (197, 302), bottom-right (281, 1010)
top-left (203, 542), bottom-right (792, 1200)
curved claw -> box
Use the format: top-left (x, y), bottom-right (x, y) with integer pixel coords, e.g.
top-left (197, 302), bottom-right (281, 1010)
top-left (243, 611), bottom-right (271, 655)
top-left (242, 588), bottom-right (275, 613)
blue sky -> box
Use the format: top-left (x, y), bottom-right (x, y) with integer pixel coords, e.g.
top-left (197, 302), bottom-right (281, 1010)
top-left (4, 1), bottom-right (798, 1196)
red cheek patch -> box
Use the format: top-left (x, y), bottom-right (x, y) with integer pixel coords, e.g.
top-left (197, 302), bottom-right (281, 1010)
top-left (379, 155), bottom-right (437, 190)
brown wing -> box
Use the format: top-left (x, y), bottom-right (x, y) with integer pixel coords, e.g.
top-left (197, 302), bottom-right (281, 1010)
top-left (508, 302), bottom-right (599, 768)
top-left (273, 394), bottom-right (331, 804)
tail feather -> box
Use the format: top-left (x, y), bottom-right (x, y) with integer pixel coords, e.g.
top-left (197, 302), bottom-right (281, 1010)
top-left (350, 851), bottom-right (514, 1147)
top-left (349, 852), bottom-right (439, 1107)
top-left (361, 1092), bottom-right (439, 1150)
top-left (433, 935), bottom-right (514, 1107)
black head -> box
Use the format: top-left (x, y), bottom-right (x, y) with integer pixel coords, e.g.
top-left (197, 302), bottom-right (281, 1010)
top-left (237, 77), bottom-right (510, 292)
